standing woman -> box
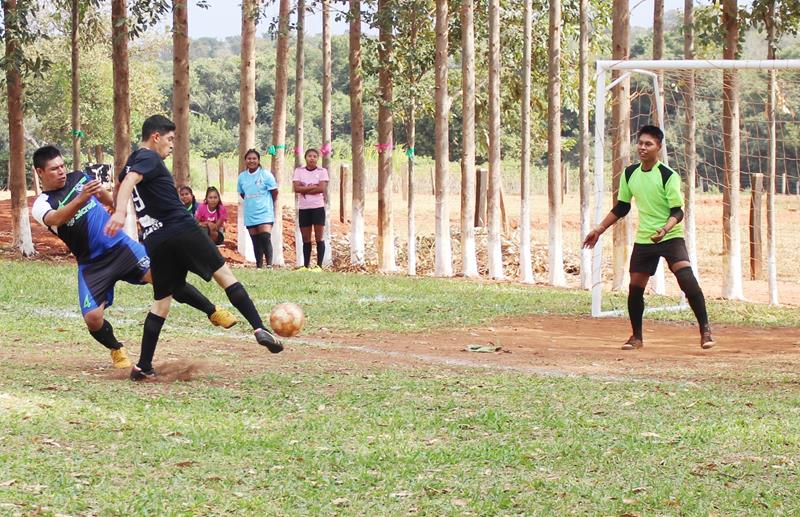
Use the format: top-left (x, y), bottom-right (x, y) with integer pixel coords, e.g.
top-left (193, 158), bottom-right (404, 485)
top-left (237, 149), bottom-right (279, 268)
top-left (196, 186), bottom-right (228, 245)
top-left (293, 148), bottom-right (329, 270)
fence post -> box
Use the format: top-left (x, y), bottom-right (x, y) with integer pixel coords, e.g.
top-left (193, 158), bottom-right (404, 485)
top-left (218, 158), bottom-right (225, 196)
top-left (750, 173), bottom-right (763, 280)
top-left (339, 163), bottom-right (350, 223)
top-left (475, 168), bottom-right (488, 227)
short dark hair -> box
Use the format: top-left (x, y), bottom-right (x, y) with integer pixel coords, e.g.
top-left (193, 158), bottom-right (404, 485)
top-left (142, 115), bottom-right (176, 141)
top-left (305, 148), bottom-right (319, 158)
top-left (244, 148), bottom-right (260, 161)
top-left (33, 146), bottom-right (62, 170)
top-left (637, 125), bottom-right (664, 143)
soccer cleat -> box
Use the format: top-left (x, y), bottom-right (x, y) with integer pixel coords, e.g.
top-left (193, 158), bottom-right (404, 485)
top-left (621, 335), bottom-right (644, 350)
top-left (130, 365), bottom-right (157, 381)
top-left (255, 328), bottom-right (284, 354)
top-left (309, 265), bottom-right (323, 272)
top-left (700, 331), bottom-right (716, 350)
top-left (110, 347), bottom-right (132, 369)
top-left (209, 306), bottom-right (237, 329)
top-left (295, 266), bottom-right (309, 272)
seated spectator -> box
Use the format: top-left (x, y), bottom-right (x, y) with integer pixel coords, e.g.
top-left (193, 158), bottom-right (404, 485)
top-left (196, 186), bottom-right (228, 245)
top-left (179, 185), bottom-right (197, 216)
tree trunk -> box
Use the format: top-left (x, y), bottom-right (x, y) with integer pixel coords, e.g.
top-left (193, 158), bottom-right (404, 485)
top-left (433, 0), bottom-right (452, 276)
top-left (322, 0), bottom-right (333, 266)
top-left (460, 0), bottom-right (478, 278)
top-left (487, 0), bottom-right (503, 279)
top-left (377, 0), bottom-right (396, 272)
top-left (547, 0), bottom-right (565, 286)
top-left (683, 0), bottom-right (698, 277)
top-left (766, 4), bottom-right (778, 305)
top-left (172, 0), bottom-right (190, 187)
top-left (71, 0), bottom-right (81, 171)
top-left (270, 0), bottom-right (290, 266)
top-left (721, 0), bottom-right (744, 299)
top-left (349, 0), bottom-right (366, 265)
top-left (519, 0), bottom-right (533, 283)
top-left (579, 0), bottom-right (591, 289)
top-left (4, 0), bottom-right (34, 256)
top-left (611, 0), bottom-right (630, 291)
top-left (406, 103), bottom-right (417, 275)
top-left (293, 0), bottom-right (306, 266)
top-left (237, 0), bottom-right (258, 263)
top-left (112, 0), bottom-right (136, 240)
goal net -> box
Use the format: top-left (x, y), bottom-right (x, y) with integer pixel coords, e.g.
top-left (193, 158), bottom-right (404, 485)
top-left (591, 60), bottom-right (800, 317)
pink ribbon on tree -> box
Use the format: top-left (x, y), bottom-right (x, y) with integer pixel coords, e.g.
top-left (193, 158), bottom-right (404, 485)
top-left (375, 140), bottom-right (393, 153)
top-left (320, 143), bottom-right (333, 156)
top-left (294, 146), bottom-right (303, 155)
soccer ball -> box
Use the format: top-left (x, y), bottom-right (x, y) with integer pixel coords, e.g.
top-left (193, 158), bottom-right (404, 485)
top-left (269, 302), bottom-right (305, 337)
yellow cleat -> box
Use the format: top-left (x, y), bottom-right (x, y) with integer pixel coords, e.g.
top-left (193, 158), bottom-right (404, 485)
top-left (209, 307), bottom-right (237, 329)
top-left (111, 347), bottom-right (132, 369)
top-left (309, 265), bottom-right (323, 273)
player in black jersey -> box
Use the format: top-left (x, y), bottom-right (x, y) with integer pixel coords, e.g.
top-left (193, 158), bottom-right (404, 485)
top-left (105, 115), bottom-right (283, 381)
top-left (31, 146), bottom-right (237, 369)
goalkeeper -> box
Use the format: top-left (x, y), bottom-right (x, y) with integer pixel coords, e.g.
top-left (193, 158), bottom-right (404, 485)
top-left (582, 125), bottom-right (715, 350)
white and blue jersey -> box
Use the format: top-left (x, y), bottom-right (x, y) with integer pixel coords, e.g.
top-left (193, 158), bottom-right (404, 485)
top-left (32, 171), bottom-right (149, 314)
top-left (32, 172), bottom-right (128, 263)
top-left (237, 167), bottom-right (278, 226)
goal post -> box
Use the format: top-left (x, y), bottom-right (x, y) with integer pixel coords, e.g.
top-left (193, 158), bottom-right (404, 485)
top-left (591, 59), bottom-right (800, 318)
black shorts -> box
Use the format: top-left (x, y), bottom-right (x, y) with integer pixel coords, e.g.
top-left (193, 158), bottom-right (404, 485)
top-left (146, 225), bottom-right (226, 300)
top-left (629, 237), bottom-right (691, 276)
top-left (298, 207), bottom-right (325, 228)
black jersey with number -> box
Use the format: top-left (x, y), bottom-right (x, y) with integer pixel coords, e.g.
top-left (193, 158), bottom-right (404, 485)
top-left (120, 148), bottom-right (196, 247)
top-left (31, 172), bottom-right (127, 264)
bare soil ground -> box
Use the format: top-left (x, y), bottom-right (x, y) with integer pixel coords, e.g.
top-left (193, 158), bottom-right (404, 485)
top-left (2, 192), bottom-right (800, 384)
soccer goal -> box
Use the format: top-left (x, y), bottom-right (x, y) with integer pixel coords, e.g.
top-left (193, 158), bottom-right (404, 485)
top-left (591, 59), bottom-right (800, 317)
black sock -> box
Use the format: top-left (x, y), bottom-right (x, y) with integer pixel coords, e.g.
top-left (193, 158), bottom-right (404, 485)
top-left (250, 233), bottom-right (263, 268)
top-left (172, 282), bottom-right (216, 317)
top-left (89, 320), bottom-right (122, 350)
top-left (261, 232), bottom-right (273, 266)
top-left (628, 285), bottom-right (645, 340)
top-left (225, 282), bottom-right (264, 330)
top-left (675, 267), bottom-right (710, 332)
top-left (303, 242), bottom-right (312, 268)
top-left (138, 312), bottom-right (166, 371)
top-left (316, 240), bottom-right (325, 267)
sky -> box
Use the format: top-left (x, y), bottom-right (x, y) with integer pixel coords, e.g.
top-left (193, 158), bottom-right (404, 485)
top-left (183, 0), bottom-right (689, 40)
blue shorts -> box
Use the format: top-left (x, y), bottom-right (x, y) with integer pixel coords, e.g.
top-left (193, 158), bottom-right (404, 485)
top-left (77, 238), bottom-right (150, 315)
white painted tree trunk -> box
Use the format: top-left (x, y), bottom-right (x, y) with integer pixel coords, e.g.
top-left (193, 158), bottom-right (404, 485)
top-left (547, 0), bottom-right (565, 286)
top-left (579, 0), bottom-right (591, 289)
top-left (237, 198), bottom-right (255, 262)
top-left (348, 0), bottom-right (366, 265)
top-left (321, 0), bottom-right (333, 267)
top-left (460, 0), bottom-right (478, 278)
top-left (519, 0), bottom-right (533, 284)
top-left (433, 0), bottom-right (452, 277)
top-left (487, 0), bottom-right (504, 279)
top-left (270, 0), bottom-right (291, 267)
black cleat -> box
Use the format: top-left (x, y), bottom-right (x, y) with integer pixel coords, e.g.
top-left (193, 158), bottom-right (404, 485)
top-left (130, 365), bottom-right (157, 381)
top-left (255, 328), bottom-right (284, 354)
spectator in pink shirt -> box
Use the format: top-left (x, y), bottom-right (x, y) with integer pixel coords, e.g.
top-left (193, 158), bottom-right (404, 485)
top-left (195, 186), bottom-right (228, 245)
top-left (292, 148), bottom-right (329, 270)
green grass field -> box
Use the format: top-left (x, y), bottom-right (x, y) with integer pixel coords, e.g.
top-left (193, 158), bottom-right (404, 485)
top-left (1, 259), bottom-right (799, 515)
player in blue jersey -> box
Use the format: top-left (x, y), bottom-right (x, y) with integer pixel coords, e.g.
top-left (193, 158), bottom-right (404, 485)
top-left (237, 149), bottom-right (279, 268)
top-left (32, 146), bottom-right (238, 369)
top-left (105, 115), bottom-right (284, 381)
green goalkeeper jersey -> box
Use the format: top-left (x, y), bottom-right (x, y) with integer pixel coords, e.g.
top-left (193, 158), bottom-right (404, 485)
top-left (618, 160), bottom-right (684, 245)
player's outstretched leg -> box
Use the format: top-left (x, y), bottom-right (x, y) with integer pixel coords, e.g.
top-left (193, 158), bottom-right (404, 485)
top-left (212, 265), bottom-right (283, 353)
top-left (674, 266), bottom-right (715, 349)
top-left (173, 282), bottom-right (237, 329)
top-left (623, 284), bottom-right (646, 350)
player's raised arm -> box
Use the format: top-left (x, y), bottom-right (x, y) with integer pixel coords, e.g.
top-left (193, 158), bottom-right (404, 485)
top-left (41, 179), bottom-right (104, 228)
top-left (104, 171), bottom-right (143, 236)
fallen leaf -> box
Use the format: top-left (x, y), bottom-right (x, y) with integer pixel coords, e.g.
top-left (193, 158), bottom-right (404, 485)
top-left (176, 461), bottom-right (197, 468)
top-left (332, 497), bottom-right (350, 507)
top-left (465, 344), bottom-right (501, 353)
top-left (0, 479), bottom-right (16, 487)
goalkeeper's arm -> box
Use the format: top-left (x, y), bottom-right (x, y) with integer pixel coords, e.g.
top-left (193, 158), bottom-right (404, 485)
top-left (581, 201), bottom-right (630, 249)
